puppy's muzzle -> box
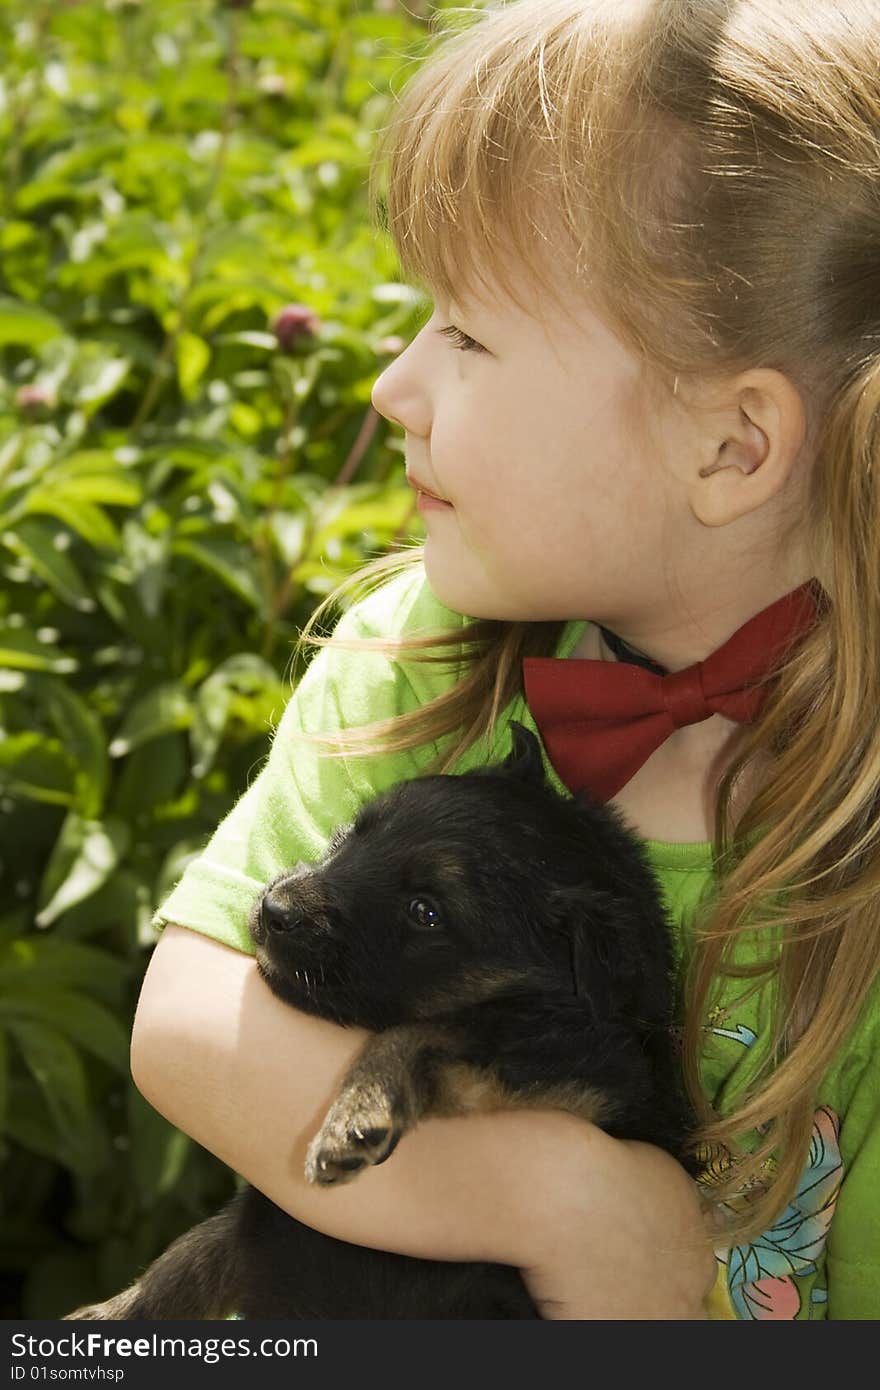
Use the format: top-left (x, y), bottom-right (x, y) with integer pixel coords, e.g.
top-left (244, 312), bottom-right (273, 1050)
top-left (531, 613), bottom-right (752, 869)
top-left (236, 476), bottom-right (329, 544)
top-left (253, 861), bottom-right (315, 939)
top-left (251, 862), bottom-right (339, 954)
top-left (260, 892), bottom-right (308, 936)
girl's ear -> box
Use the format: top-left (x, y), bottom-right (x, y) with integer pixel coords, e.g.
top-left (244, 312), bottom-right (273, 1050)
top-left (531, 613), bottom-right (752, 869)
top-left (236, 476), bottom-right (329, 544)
top-left (690, 370), bottom-right (808, 527)
top-left (501, 722), bottom-right (547, 786)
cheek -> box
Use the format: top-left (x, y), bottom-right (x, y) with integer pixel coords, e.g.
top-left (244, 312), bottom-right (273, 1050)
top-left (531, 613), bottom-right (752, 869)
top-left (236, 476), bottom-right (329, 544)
top-left (422, 372), bottom-right (666, 615)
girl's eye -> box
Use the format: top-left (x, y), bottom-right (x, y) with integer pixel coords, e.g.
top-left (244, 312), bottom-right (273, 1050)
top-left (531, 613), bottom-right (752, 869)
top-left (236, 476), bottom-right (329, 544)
top-left (438, 324), bottom-right (485, 354)
top-left (407, 897), bottom-right (442, 929)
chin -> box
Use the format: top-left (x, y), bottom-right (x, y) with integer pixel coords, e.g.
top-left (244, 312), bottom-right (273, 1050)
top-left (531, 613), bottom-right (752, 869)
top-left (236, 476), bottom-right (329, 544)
top-left (421, 556), bottom-right (549, 625)
top-left (421, 550), bottom-right (501, 620)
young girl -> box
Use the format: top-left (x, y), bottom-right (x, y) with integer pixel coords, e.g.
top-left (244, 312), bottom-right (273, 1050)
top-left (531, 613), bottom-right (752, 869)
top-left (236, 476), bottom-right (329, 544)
top-left (132, 0), bottom-right (880, 1319)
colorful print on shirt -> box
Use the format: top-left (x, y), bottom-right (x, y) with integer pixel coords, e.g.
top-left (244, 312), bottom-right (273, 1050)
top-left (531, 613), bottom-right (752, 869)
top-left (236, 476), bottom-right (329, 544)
top-left (698, 1017), bottom-right (844, 1320)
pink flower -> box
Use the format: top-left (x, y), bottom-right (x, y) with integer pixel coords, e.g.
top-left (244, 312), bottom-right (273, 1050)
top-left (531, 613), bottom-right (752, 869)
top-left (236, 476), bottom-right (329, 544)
top-left (16, 384), bottom-right (57, 414)
top-left (271, 304), bottom-right (322, 352)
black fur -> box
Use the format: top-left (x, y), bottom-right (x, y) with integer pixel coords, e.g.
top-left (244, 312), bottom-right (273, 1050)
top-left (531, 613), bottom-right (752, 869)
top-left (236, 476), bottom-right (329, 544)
top-left (67, 724), bottom-right (694, 1320)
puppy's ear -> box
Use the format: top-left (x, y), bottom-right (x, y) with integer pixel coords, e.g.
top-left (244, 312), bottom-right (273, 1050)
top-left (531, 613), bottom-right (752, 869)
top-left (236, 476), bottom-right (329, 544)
top-left (547, 888), bottom-right (612, 1002)
top-left (558, 895), bottom-right (673, 1033)
top-left (501, 722), bottom-right (546, 787)
top-left (549, 887), bottom-right (644, 1009)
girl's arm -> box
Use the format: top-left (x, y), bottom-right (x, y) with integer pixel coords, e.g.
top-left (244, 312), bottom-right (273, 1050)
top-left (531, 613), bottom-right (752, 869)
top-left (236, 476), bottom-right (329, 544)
top-left (131, 924), bottom-right (715, 1316)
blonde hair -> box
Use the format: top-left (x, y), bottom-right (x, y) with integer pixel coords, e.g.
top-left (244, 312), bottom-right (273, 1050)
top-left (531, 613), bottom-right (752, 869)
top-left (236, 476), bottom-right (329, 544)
top-left (298, 0), bottom-right (880, 1243)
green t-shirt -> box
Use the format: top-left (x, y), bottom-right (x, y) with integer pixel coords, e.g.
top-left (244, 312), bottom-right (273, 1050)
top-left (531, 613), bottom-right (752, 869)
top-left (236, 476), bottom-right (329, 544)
top-left (154, 565), bottom-right (880, 1320)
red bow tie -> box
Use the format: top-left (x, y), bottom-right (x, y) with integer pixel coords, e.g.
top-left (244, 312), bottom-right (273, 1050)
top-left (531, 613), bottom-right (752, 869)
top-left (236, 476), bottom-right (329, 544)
top-left (522, 582), bottom-right (823, 802)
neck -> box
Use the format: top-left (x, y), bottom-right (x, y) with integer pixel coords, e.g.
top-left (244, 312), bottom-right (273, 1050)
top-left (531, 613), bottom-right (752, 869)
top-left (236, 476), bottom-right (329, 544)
top-left (595, 572), bottom-right (816, 674)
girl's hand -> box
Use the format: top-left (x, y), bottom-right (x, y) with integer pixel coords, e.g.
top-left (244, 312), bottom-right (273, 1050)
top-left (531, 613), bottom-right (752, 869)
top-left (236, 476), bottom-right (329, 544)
top-left (518, 1123), bottom-right (717, 1319)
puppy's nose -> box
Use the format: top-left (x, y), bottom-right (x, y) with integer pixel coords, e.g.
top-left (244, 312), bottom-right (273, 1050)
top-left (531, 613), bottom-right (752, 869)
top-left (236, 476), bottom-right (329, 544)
top-left (260, 892), bottom-right (304, 934)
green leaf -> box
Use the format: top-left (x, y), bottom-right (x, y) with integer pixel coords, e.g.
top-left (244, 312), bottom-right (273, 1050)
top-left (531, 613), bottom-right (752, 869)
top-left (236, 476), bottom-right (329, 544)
top-left (191, 680), bottom-right (232, 778)
top-left (4, 1018), bottom-right (92, 1149)
top-left (73, 357), bottom-right (133, 416)
top-left (0, 625), bottom-right (77, 674)
top-left (210, 652), bottom-right (285, 690)
top-left (229, 401), bottom-right (263, 437)
top-left (0, 909), bottom-right (30, 947)
top-left (311, 492), bottom-right (413, 548)
top-left (269, 510), bottom-right (307, 566)
top-left (32, 677), bottom-right (109, 818)
top-left (22, 492), bottom-right (121, 550)
top-left (214, 331), bottom-right (278, 351)
top-left (154, 840), bottom-right (205, 910)
top-left (48, 452), bottom-right (143, 506)
top-left (0, 733), bottom-right (76, 806)
top-left (0, 432), bottom-right (28, 490)
top-left (122, 517), bottom-right (169, 619)
top-left (18, 135), bottom-right (127, 209)
top-left (0, 988), bottom-right (130, 1073)
top-left (36, 814), bottom-right (130, 928)
top-left (113, 734), bottom-right (188, 818)
top-left (175, 331), bottom-right (211, 400)
top-left (46, 869), bottom-right (152, 948)
top-left (0, 938), bottom-right (129, 1008)
top-left (1, 518), bottom-right (94, 610)
top-left (127, 1084), bottom-right (191, 1207)
top-left (196, 225), bottom-right (271, 274)
top-left (271, 355), bottom-right (319, 405)
top-left (0, 297), bottom-right (64, 348)
top-left (189, 652), bottom-right (283, 775)
top-left (109, 683), bottom-right (193, 757)
top-left (172, 536), bottom-right (266, 612)
top-left (3, 1076), bottom-right (108, 1177)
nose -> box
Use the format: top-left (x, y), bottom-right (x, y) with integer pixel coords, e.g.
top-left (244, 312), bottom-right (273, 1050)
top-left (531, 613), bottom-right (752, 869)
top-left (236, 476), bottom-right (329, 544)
top-left (370, 334), bottom-right (431, 437)
top-left (260, 892), bottom-right (304, 934)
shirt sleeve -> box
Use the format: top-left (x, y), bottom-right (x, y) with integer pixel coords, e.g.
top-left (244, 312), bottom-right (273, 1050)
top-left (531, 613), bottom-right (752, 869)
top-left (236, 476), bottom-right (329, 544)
top-left (151, 566), bottom-right (466, 954)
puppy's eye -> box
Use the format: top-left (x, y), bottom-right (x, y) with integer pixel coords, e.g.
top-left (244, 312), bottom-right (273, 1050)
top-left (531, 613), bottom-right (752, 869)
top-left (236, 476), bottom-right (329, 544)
top-left (407, 897), bottom-right (442, 929)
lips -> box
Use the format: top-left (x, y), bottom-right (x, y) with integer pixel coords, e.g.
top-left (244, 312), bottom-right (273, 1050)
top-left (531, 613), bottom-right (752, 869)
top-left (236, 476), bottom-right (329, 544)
top-left (406, 473), bottom-right (450, 504)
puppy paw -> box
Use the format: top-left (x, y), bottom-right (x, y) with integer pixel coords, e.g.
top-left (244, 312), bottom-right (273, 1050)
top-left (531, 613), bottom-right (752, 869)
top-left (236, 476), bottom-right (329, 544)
top-left (305, 1086), bottom-right (404, 1186)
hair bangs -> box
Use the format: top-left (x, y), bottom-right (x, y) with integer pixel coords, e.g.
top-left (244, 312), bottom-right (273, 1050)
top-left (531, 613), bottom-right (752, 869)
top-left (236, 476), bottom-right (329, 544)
top-left (369, 1), bottom-right (632, 319)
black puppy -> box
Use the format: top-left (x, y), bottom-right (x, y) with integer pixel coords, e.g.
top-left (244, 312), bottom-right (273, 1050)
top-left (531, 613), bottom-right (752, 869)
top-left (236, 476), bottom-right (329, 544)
top-left (68, 724), bottom-right (694, 1320)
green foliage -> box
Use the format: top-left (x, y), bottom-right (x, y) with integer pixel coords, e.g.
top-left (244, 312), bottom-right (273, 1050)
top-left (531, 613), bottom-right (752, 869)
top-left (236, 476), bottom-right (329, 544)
top-left (0, 0), bottom-right (445, 1316)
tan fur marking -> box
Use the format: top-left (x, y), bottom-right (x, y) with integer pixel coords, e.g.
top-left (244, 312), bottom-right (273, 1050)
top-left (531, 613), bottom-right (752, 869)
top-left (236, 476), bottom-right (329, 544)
top-left (420, 967), bottom-right (534, 1014)
top-left (432, 1062), bottom-right (611, 1126)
